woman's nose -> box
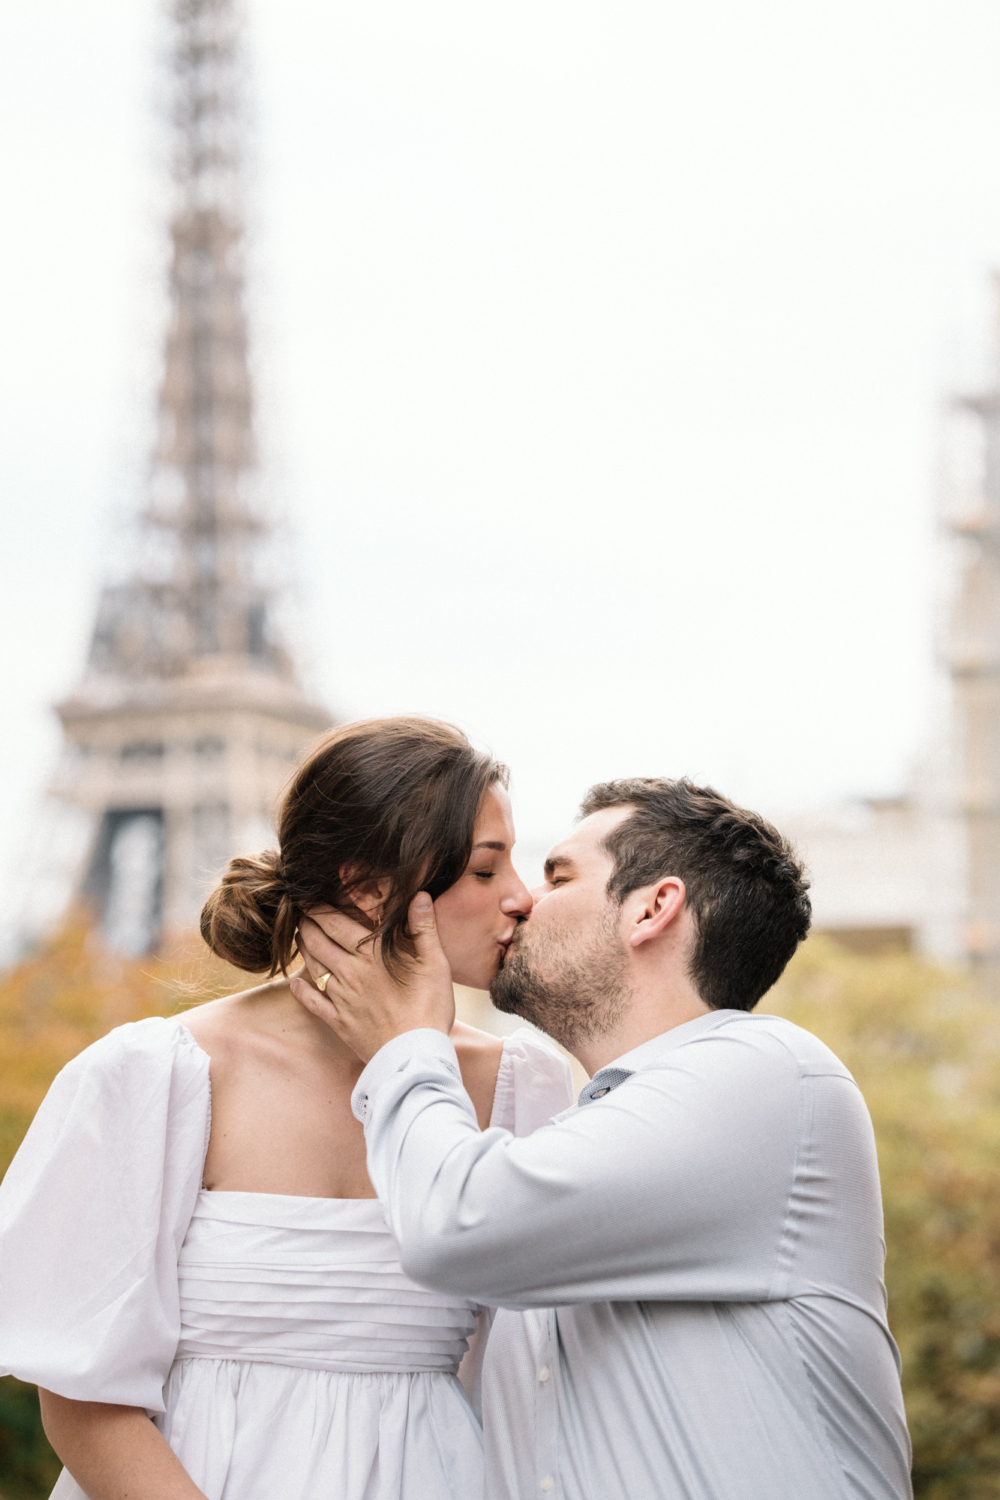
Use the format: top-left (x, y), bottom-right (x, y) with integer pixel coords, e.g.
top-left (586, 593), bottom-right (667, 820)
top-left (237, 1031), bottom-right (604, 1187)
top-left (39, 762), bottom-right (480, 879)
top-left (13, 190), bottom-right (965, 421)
top-left (501, 880), bottom-right (533, 918)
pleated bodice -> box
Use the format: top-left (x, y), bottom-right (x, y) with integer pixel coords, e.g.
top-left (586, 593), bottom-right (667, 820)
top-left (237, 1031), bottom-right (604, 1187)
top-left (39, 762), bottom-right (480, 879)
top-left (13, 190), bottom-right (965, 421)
top-left (176, 1190), bottom-right (480, 1375)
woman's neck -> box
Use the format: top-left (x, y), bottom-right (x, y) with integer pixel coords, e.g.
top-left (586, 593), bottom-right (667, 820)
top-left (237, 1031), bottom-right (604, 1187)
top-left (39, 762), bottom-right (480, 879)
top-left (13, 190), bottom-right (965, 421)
top-left (221, 974), bottom-right (367, 1077)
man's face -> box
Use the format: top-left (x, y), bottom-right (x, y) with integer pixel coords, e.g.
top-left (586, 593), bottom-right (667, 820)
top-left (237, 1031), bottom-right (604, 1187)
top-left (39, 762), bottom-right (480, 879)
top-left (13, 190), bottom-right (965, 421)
top-left (490, 806), bottom-right (633, 1051)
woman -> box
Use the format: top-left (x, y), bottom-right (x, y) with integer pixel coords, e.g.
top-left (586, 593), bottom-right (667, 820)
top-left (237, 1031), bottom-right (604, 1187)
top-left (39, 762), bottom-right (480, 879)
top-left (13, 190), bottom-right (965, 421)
top-left (0, 718), bottom-right (572, 1500)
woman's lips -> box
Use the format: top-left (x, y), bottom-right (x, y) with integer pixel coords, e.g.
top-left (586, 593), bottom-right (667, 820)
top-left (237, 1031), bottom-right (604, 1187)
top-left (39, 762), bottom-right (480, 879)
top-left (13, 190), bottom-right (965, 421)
top-left (496, 927), bottom-right (521, 965)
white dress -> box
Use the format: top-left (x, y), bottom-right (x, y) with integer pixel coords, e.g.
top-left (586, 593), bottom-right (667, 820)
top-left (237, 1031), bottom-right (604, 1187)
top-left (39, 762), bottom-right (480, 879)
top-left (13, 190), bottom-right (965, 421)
top-left (0, 1016), bottom-right (572, 1500)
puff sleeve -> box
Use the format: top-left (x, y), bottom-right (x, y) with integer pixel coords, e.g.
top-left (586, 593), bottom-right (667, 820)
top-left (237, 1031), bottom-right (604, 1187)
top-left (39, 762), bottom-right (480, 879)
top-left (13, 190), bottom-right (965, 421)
top-left (0, 1017), bottom-right (210, 1413)
top-left (489, 1029), bottom-right (574, 1134)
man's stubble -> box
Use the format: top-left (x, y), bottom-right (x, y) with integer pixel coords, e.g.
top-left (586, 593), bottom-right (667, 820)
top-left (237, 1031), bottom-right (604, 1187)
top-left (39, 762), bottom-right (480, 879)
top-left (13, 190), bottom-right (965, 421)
top-left (489, 902), bottom-right (629, 1053)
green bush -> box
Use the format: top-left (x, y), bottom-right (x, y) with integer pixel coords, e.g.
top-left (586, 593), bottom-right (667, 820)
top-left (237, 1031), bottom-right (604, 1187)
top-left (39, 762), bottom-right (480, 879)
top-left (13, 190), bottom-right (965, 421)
top-left (0, 1379), bottom-right (59, 1499)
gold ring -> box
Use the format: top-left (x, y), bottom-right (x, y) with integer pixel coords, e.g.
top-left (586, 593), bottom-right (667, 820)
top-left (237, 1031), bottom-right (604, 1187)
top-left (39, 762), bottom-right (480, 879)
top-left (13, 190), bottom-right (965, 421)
top-left (315, 971), bottom-right (332, 994)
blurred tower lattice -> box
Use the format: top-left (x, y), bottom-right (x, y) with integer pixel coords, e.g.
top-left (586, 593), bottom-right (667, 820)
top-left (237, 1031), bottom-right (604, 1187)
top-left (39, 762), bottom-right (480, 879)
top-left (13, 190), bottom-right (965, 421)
top-left (39, 0), bottom-right (330, 955)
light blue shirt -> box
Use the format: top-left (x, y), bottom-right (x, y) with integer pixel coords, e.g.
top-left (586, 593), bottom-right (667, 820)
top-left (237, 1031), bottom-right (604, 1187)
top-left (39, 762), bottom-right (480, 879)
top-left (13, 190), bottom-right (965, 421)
top-left (353, 1009), bottom-right (912, 1500)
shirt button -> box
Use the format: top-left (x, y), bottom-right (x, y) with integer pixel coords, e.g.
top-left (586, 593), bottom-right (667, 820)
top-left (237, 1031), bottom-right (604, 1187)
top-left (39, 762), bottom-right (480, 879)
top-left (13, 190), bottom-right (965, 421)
top-left (540, 1479), bottom-right (554, 1493)
top-left (538, 1365), bottom-right (550, 1383)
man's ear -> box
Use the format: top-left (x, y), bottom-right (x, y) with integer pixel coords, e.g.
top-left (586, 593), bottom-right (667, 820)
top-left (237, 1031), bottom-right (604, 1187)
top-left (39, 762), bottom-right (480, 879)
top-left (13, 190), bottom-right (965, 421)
top-left (339, 866), bottom-right (391, 920)
top-left (629, 877), bottom-right (686, 948)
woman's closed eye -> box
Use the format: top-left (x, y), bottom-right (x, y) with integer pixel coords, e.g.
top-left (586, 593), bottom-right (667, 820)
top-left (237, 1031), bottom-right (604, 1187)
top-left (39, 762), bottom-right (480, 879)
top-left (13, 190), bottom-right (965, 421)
top-left (473, 869), bottom-right (496, 881)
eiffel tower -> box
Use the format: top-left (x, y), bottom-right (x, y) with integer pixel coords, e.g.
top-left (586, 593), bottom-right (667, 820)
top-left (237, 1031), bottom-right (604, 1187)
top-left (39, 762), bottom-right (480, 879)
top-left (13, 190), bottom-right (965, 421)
top-left (41, 0), bottom-right (330, 955)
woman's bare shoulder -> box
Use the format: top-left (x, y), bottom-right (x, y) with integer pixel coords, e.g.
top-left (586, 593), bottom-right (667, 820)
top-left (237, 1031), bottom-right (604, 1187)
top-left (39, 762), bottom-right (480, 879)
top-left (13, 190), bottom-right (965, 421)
top-left (179, 978), bottom-right (289, 1059)
top-left (177, 995), bottom-right (236, 1059)
top-left (450, 1021), bottom-right (503, 1129)
top-left (450, 1019), bottom-right (504, 1062)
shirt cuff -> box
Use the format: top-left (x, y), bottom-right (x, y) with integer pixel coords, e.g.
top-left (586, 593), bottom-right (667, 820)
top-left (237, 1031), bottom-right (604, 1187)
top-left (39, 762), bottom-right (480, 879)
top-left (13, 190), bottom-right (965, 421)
top-left (351, 1029), bottom-right (461, 1123)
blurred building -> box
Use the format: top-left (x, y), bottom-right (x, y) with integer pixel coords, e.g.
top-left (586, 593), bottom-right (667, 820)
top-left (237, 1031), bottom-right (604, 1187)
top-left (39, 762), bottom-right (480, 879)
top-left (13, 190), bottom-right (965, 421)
top-left (782, 790), bottom-right (963, 959)
top-left (786, 290), bottom-right (1000, 973)
top-left (22, 0), bottom-right (330, 956)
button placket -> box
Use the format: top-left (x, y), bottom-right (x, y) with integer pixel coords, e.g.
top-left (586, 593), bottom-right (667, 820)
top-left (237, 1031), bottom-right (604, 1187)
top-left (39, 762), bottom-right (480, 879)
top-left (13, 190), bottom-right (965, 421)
top-left (535, 1309), bottom-right (559, 1498)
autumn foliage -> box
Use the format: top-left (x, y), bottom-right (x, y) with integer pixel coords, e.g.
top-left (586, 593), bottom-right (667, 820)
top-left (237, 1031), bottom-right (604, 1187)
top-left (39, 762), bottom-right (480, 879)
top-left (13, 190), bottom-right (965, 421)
top-left (1, 924), bottom-right (1000, 1495)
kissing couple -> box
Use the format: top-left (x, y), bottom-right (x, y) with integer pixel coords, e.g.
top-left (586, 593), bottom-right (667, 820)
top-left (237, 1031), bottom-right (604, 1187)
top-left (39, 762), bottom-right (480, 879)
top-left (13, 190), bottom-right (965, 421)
top-left (0, 716), bottom-right (912, 1500)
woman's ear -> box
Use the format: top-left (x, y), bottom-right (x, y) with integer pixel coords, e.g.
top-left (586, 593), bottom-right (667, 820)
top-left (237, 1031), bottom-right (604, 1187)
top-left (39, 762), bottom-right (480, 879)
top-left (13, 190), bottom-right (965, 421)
top-left (338, 866), bottom-right (391, 921)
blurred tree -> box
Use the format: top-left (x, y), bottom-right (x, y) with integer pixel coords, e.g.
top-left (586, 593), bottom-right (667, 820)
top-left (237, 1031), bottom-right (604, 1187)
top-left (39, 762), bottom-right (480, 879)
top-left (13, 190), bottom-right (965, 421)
top-left (771, 938), bottom-right (1000, 1498)
top-left (0, 1379), bottom-right (60, 1499)
top-left (2, 926), bottom-right (1000, 1495)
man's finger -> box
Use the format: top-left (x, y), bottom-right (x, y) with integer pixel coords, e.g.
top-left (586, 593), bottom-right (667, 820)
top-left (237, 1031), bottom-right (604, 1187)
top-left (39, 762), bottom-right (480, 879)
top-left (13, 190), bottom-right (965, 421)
top-left (290, 972), bottom-right (341, 1025)
top-left (297, 915), bottom-right (363, 971)
top-left (407, 892), bottom-right (446, 964)
top-left (295, 942), bottom-right (336, 992)
top-left (306, 907), bottom-right (372, 953)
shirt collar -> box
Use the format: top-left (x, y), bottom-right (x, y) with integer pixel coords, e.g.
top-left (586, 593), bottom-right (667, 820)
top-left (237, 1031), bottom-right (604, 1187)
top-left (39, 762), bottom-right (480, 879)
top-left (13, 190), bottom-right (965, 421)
top-left (577, 1067), bottom-right (634, 1105)
top-left (576, 1008), bottom-right (749, 1106)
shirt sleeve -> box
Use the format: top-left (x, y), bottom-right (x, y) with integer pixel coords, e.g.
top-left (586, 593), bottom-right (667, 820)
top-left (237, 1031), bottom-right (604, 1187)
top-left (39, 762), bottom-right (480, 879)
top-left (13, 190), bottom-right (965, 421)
top-left (456, 1031), bottom-right (574, 1408)
top-left (489, 1030), bottom-right (575, 1135)
top-left (352, 1025), bottom-right (803, 1309)
top-left (0, 1017), bottom-right (210, 1412)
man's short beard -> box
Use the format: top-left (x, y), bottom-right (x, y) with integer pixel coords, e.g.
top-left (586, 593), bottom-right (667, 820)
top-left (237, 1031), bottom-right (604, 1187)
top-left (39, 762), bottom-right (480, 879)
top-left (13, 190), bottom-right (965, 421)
top-left (490, 903), bottom-right (629, 1053)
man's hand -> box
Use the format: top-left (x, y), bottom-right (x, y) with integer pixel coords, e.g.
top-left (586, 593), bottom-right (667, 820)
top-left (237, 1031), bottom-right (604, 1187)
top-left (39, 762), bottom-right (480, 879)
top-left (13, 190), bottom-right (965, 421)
top-left (290, 893), bottom-right (456, 1063)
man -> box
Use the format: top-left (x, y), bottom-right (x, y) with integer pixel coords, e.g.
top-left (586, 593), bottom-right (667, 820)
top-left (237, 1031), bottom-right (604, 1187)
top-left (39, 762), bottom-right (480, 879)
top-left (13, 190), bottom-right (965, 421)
top-left (292, 777), bottom-right (913, 1500)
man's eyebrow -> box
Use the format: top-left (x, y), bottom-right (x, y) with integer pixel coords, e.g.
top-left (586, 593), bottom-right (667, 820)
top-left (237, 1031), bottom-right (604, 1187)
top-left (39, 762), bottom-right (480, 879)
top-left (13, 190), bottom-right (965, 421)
top-left (543, 854), bottom-right (576, 878)
top-left (472, 840), bottom-right (507, 851)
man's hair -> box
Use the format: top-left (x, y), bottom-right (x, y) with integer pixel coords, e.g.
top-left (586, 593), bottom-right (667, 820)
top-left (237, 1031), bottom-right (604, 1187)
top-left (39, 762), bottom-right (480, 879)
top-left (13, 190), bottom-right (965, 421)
top-left (580, 777), bottom-right (811, 1012)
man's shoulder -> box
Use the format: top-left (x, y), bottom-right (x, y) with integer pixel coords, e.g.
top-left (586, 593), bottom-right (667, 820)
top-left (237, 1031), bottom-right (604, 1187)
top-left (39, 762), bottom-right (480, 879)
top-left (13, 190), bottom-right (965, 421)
top-left (623, 1009), bottom-right (853, 1089)
top-left (689, 1009), bottom-right (854, 1081)
top-left (611, 1012), bottom-right (863, 1145)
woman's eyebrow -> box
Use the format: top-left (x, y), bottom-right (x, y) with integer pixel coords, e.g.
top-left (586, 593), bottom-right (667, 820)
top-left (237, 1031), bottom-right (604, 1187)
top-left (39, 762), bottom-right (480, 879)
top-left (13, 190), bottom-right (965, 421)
top-left (472, 840), bottom-right (507, 851)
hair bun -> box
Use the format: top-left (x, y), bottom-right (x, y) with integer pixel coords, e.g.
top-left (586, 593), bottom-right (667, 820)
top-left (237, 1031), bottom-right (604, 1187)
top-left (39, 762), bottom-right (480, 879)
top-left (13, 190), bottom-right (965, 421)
top-left (200, 850), bottom-right (295, 975)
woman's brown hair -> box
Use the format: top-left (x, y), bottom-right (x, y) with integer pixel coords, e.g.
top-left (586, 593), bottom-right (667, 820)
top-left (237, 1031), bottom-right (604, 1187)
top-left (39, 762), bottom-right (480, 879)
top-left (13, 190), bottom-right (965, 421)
top-left (200, 717), bottom-right (508, 977)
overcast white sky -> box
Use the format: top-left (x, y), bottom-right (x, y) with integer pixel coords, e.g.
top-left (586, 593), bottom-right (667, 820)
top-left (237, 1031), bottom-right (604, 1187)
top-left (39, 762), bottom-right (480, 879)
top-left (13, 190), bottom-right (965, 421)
top-left (3, 0), bottom-right (1000, 871)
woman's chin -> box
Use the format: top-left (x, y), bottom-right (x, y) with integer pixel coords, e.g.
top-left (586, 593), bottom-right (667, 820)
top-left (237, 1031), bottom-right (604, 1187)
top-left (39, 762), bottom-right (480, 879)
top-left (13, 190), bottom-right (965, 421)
top-left (450, 955), bottom-right (501, 993)
top-left (452, 973), bottom-right (493, 994)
